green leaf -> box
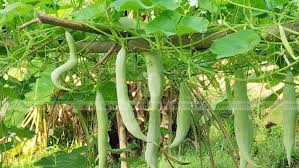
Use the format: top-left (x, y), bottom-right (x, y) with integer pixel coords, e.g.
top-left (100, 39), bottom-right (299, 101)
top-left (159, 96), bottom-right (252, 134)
top-left (4, 100), bottom-right (28, 126)
top-left (199, 0), bottom-right (218, 13)
top-left (11, 126), bottom-right (35, 139)
top-left (0, 124), bottom-right (34, 139)
top-left (119, 156), bottom-right (147, 165)
top-left (53, 92), bottom-right (95, 105)
top-left (160, 127), bottom-right (170, 134)
top-left (250, 0), bottom-right (267, 9)
top-left (151, 0), bottom-right (179, 10)
top-left (230, 1), bottom-right (266, 16)
top-left (72, 3), bottom-right (105, 20)
top-left (263, 101), bottom-right (283, 125)
top-left (100, 81), bottom-right (117, 102)
top-left (110, 0), bottom-right (153, 11)
top-left (214, 98), bottom-right (231, 113)
top-left (0, 87), bottom-right (21, 99)
top-left (24, 66), bottom-right (55, 105)
top-left (0, 76), bottom-right (35, 100)
top-left (110, 143), bottom-right (139, 154)
top-left (35, 1), bottom-right (60, 13)
top-left (177, 16), bottom-right (209, 35)
top-left (210, 29), bottom-right (261, 59)
top-left (0, 2), bottom-right (32, 15)
top-left (0, 142), bottom-right (14, 154)
top-left (0, 2), bottom-right (33, 25)
top-left (119, 17), bottom-right (138, 29)
top-left (265, 0), bottom-right (288, 9)
top-left (145, 10), bottom-right (181, 36)
top-left (262, 91), bottom-right (280, 109)
top-left (34, 147), bottom-right (88, 168)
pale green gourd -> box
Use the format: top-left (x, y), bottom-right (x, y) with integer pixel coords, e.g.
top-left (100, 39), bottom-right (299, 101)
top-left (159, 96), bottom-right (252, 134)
top-left (233, 70), bottom-right (255, 167)
top-left (115, 47), bottom-right (147, 141)
top-left (95, 92), bottom-right (108, 168)
top-left (51, 31), bottom-right (77, 91)
top-left (144, 51), bottom-right (163, 168)
top-left (168, 82), bottom-right (192, 149)
top-left (282, 71), bottom-right (298, 166)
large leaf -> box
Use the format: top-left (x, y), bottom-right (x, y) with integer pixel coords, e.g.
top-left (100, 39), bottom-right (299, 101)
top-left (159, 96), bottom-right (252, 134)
top-left (0, 124), bottom-right (34, 139)
top-left (34, 147), bottom-right (88, 168)
top-left (151, 0), bottom-right (179, 10)
top-left (4, 100), bottom-right (28, 126)
top-left (35, 1), bottom-right (60, 13)
top-left (0, 87), bottom-right (22, 100)
top-left (0, 76), bottom-right (35, 100)
top-left (100, 81), bottom-right (117, 102)
top-left (199, 0), bottom-right (218, 13)
top-left (210, 29), bottom-right (261, 59)
top-left (265, 0), bottom-right (288, 9)
top-left (56, 81), bottom-right (117, 105)
top-left (145, 10), bottom-right (181, 36)
top-left (119, 17), bottom-right (138, 29)
top-left (24, 66), bottom-right (55, 105)
top-left (110, 0), bottom-right (153, 11)
top-left (0, 2), bottom-right (33, 25)
top-left (72, 3), bottom-right (105, 20)
top-left (177, 16), bottom-right (209, 35)
top-left (53, 92), bottom-right (95, 105)
top-left (251, 0), bottom-right (267, 9)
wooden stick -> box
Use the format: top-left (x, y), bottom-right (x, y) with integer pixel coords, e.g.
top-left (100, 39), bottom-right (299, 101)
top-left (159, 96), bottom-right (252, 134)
top-left (17, 18), bottom-right (41, 30)
top-left (116, 112), bottom-right (128, 168)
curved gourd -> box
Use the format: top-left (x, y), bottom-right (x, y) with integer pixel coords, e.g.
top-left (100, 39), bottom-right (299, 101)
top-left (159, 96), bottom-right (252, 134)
top-left (115, 47), bottom-right (147, 141)
top-left (168, 82), bottom-right (192, 149)
top-left (51, 31), bottom-right (77, 91)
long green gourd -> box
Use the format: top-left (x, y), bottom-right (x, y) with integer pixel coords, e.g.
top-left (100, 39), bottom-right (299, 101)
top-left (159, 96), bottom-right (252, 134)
top-left (282, 71), bottom-right (298, 166)
top-left (144, 51), bottom-right (163, 168)
top-left (51, 31), bottom-right (77, 91)
top-left (278, 24), bottom-right (296, 60)
top-left (239, 158), bottom-right (247, 168)
top-left (95, 92), bottom-right (108, 168)
top-left (115, 47), bottom-right (147, 141)
top-left (168, 82), bottom-right (192, 149)
top-left (233, 70), bottom-right (255, 167)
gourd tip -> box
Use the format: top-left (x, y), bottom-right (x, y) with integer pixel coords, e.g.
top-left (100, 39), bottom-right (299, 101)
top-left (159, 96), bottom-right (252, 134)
top-left (287, 153), bottom-right (292, 166)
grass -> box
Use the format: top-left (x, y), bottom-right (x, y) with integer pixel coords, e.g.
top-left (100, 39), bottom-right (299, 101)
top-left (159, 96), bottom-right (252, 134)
top-left (132, 125), bottom-right (299, 168)
top-left (4, 120), bottom-right (299, 168)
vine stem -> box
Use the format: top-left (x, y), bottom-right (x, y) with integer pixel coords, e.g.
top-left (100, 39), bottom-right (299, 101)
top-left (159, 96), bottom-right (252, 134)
top-left (226, 0), bottom-right (297, 20)
top-left (188, 84), bottom-right (239, 168)
top-left (197, 57), bottom-right (299, 83)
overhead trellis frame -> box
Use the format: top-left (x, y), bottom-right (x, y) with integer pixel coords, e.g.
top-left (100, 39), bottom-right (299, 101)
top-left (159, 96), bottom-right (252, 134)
top-left (16, 12), bottom-right (299, 54)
